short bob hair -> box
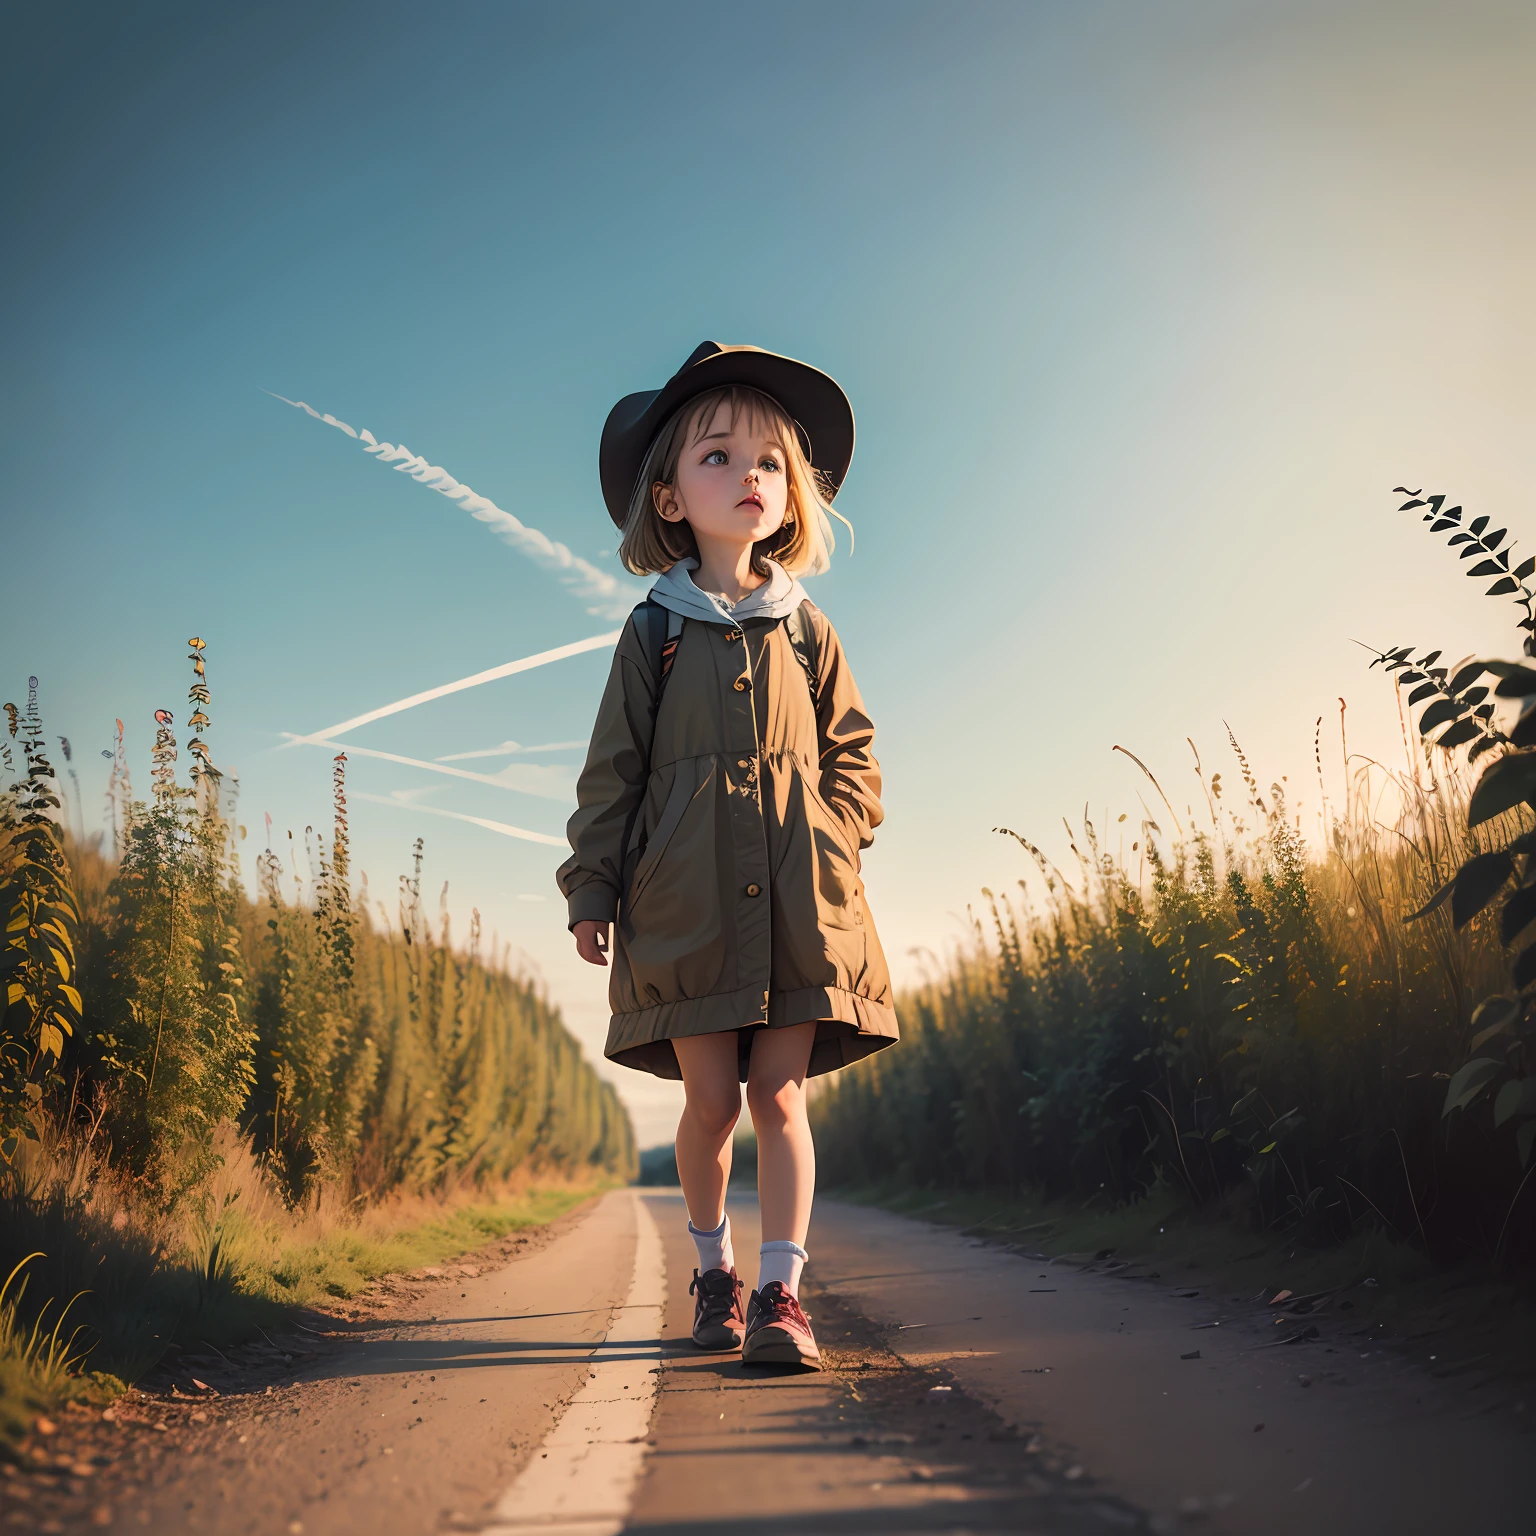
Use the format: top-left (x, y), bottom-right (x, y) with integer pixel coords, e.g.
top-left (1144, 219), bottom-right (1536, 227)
top-left (617, 385), bottom-right (845, 578)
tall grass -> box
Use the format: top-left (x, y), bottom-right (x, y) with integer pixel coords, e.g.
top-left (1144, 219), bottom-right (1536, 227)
top-left (812, 495), bottom-right (1536, 1268)
top-left (0, 637), bottom-right (633, 1436)
top-left (1, 638), bottom-right (633, 1193)
top-left (0, 1252), bottom-right (94, 1437)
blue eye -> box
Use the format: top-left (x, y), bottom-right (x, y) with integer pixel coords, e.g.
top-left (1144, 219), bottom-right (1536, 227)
top-left (704, 449), bottom-right (728, 465)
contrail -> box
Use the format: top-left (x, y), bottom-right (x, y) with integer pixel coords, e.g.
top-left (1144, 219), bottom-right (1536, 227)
top-left (284, 631), bottom-right (620, 746)
top-left (354, 792), bottom-right (567, 847)
top-left (280, 736), bottom-right (574, 801)
top-left (266, 391), bottom-right (647, 620)
top-left (436, 739), bottom-right (586, 762)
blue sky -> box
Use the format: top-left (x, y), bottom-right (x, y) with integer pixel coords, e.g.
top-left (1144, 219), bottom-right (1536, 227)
top-left (6, 1), bottom-right (1534, 1146)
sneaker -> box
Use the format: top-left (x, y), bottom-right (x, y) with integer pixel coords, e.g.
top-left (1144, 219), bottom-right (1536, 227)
top-left (741, 1281), bottom-right (822, 1369)
top-left (689, 1266), bottom-right (746, 1351)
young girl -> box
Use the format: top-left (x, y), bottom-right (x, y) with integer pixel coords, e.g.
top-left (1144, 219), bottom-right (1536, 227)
top-left (559, 341), bottom-right (897, 1369)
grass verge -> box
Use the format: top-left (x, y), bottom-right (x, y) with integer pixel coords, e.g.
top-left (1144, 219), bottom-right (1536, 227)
top-left (202, 1182), bottom-right (601, 1321)
top-left (1, 1120), bottom-right (610, 1454)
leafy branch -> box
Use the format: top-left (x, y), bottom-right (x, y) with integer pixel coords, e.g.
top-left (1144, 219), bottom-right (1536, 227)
top-left (1396, 487), bottom-right (1536, 653)
top-left (1367, 646), bottom-right (1504, 762)
top-left (0, 678), bottom-right (83, 1132)
top-left (1386, 486), bottom-right (1536, 1181)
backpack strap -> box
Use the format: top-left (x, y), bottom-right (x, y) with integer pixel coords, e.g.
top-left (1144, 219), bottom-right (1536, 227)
top-left (634, 598), bottom-right (686, 783)
top-left (783, 599), bottom-right (821, 707)
top-left (620, 600), bottom-right (685, 880)
top-left (635, 598), bottom-right (686, 709)
top-left (659, 612), bottom-right (683, 688)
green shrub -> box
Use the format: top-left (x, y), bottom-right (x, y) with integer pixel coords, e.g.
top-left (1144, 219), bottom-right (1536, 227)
top-left (0, 632), bottom-right (635, 1434)
top-left (813, 490), bottom-right (1536, 1267)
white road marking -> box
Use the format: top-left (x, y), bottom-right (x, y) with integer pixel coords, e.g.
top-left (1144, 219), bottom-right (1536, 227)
top-left (486, 1192), bottom-right (665, 1535)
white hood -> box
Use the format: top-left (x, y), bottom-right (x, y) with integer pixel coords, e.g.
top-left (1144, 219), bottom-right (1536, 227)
top-left (647, 558), bottom-right (808, 627)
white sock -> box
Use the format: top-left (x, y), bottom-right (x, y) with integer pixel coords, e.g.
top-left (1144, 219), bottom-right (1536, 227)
top-left (757, 1240), bottom-right (808, 1297)
top-left (687, 1214), bottom-right (734, 1273)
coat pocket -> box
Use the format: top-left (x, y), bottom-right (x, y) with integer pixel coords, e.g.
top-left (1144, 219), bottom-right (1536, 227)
top-left (802, 770), bottom-right (859, 864)
top-left (619, 758), bottom-right (727, 1004)
top-left (780, 761), bottom-right (862, 925)
top-left (765, 760), bottom-right (867, 988)
top-left (625, 759), bottom-right (703, 914)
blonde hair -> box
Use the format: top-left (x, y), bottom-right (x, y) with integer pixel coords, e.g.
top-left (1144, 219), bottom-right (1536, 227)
top-left (618, 385), bottom-right (848, 578)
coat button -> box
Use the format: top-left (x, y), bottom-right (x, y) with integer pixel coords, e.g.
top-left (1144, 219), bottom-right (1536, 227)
top-left (745, 883), bottom-right (761, 897)
top-left (733, 678), bottom-right (749, 692)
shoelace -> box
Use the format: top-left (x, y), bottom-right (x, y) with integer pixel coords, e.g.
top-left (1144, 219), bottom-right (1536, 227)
top-left (751, 1281), bottom-right (810, 1333)
top-left (690, 1268), bottom-right (742, 1325)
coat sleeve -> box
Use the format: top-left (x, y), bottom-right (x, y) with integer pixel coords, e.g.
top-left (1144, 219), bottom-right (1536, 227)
top-left (810, 608), bottom-right (884, 853)
top-left (557, 617), bottom-right (655, 928)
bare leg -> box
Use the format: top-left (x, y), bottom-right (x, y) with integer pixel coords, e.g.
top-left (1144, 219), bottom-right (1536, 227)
top-left (672, 1030), bottom-right (743, 1231)
top-left (744, 1022), bottom-right (817, 1245)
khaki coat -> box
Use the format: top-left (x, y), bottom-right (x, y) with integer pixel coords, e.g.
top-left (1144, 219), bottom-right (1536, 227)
top-left (558, 603), bottom-right (898, 1080)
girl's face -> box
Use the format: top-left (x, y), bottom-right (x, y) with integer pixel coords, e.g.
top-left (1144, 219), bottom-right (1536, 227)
top-left (654, 400), bottom-right (790, 551)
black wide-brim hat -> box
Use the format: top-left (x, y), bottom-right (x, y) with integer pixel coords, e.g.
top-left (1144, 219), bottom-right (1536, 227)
top-left (599, 341), bottom-right (855, 528)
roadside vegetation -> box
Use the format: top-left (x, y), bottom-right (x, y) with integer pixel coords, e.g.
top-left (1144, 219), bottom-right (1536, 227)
top-left (636, 1128), bottom-right (758, 1189)
top-left (0, 642), bottom-right (633, 1447)
top-left (813, 491), bottom-right (1536, 1287)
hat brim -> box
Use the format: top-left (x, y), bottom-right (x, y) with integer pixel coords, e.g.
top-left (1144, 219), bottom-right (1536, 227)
top-left (599, 344), bottom-right (854, 528)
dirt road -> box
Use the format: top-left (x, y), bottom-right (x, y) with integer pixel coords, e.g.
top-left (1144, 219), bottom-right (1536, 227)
top-left (25, 1189), bottom-right (1532, 1535)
